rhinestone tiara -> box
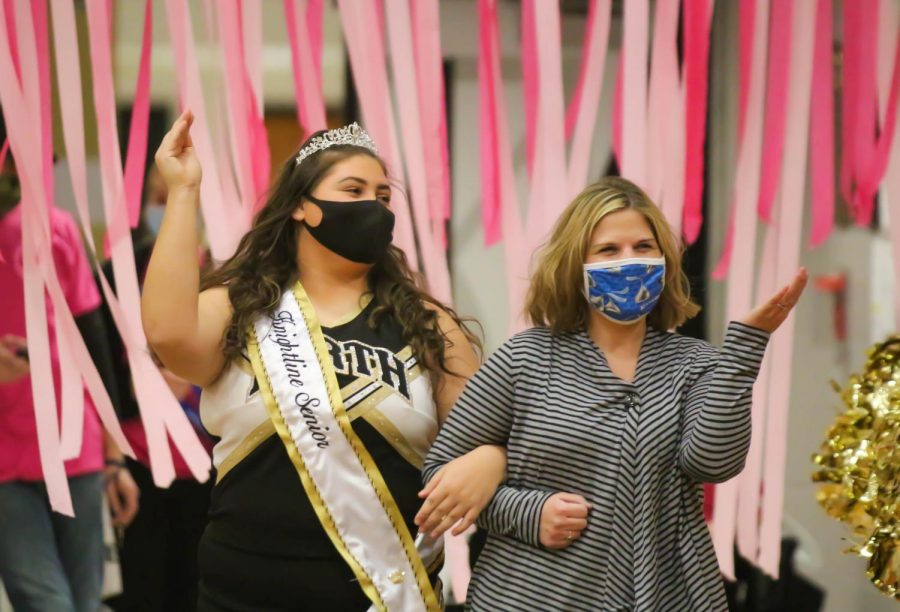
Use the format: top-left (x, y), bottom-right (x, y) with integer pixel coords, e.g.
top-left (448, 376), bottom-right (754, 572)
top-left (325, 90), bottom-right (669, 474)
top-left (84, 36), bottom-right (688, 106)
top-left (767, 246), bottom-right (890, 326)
top-left (294, 122), bottom-right (378, 167)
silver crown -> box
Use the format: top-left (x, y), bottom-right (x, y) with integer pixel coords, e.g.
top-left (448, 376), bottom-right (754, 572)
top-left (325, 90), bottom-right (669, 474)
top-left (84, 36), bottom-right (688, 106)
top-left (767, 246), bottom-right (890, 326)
top-left (294, 122), bottom-right (378, 166)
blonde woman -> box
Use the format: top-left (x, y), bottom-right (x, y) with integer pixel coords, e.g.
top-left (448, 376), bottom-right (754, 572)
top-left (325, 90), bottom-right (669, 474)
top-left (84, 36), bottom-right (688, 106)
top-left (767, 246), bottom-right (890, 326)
top-left (418, 177), bottom-right (807, 611)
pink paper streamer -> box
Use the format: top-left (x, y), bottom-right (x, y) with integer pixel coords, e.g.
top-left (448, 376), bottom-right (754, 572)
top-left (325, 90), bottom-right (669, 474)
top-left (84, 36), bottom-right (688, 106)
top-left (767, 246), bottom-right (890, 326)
top-left (240, 0), bottom-right (270, 206)
top-left (565, 0), bottom-right (600, 141)
top-left (31, 0), bottom-right (53, 208)
top-left (612, 55), bottom-right (623, 169)
top-left (308, 0), bottom-right (323, 83)
top-left (735, 220), bottom-right (779, 563)
top-left (18, 0), bottom-right (77, 466)
top-left (164, 0), bottom-right (243, 261)
top-left (216, 0), bottom-right (258, 216)
top-left (681, 0), bottom-right (714, 244)
top-left (48, 0), bottom-right (132, 454)
top-left (521, 0), bottom-right (538, 178)
top-left (853, 21), bottom-right (900, 224)
top-left (284, 0), bottom-right (328, 136)
top-left (410, 0), bottom-right (452, 246)
top-left (0, 1), bottom-right (68, 511)
top-left (737, 0), bottom-right (755, 142)
top-left (123, 0), bottom-right (153, 230)
top-left (645, 0), bottom-right (681, 204)
top-left (0, 3), bottom-right (132, 513)
top-left (710, 0), bottom-right (771, 575)
top-left (877, 0), bottom-right (900, 120)
top-left (808, 0), bottom-right (834, 247)
top-left (525, 0), bottom-right (568, 242)
top-left (85, 2), bottom-right (176, 486)
top-left (757, 0), bottom-right (816, 576)
top-left (711, 0), bottom-right (756, 278)
top-left (384, 0), bottom-right (451, 302)
top-left (887, 118), bottom-right (900, 329)
top-left (22, 201), bottom-right (70, 513)
top-left (30, 0), bottom-right (85, 461)
top-left (621, 0), bottom-right (649, 187)
top-left (756, 0), bottom-right (793, 224)
top-left (477, 0), bottom-right (529, 330)
top-left (840, 0), bottom-right (861, 208)
top-left (87, 1), bottom-right (211, 486)
top-left (241, 0), bottom-right (263, 112)
top-left (3, 0), bottom-right (18, 81)
top-left (566, 0), bottom-right (612, 197)
top-left (850, 2), bottom-right (879, 225)
top-left (444, 526), bottom-right (475, 603)
top-left (337, 0), bottom-right (418, 267)
top-left (478, 0), bottom-right (503, 246)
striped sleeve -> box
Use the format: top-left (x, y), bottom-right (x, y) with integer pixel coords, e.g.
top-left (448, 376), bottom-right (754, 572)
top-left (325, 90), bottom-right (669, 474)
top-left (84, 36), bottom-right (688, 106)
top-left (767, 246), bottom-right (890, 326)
top-left (678, 321), bottom-right (770, 483)
top-left (423, 334), bottom-right (552, 546)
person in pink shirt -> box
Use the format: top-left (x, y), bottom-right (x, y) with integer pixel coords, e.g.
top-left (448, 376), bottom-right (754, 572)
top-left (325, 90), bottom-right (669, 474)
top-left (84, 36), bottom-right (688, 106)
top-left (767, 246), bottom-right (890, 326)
top-left (0, 155), bottom-right (139, 612)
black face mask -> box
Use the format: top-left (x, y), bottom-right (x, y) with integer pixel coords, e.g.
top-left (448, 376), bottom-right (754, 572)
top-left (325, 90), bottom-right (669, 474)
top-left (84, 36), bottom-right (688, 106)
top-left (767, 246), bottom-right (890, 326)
top-left (304, 195), bottom-right (395, 264)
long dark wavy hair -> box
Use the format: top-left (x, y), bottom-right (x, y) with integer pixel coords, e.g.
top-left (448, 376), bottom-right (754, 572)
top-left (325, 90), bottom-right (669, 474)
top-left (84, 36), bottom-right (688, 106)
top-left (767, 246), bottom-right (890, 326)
top-left (200, 132), bottom-right (481, 383)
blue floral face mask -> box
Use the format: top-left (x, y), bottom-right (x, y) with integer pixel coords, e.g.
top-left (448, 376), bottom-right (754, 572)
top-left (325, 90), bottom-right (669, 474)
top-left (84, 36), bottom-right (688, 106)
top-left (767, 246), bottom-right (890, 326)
top-left (583, 256), bottom-right (666, 324)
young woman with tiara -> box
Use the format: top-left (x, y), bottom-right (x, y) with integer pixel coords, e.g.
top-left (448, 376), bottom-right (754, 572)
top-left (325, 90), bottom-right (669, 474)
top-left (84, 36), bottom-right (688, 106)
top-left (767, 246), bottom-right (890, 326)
top-left (142, 112), bottom-right (506, 611)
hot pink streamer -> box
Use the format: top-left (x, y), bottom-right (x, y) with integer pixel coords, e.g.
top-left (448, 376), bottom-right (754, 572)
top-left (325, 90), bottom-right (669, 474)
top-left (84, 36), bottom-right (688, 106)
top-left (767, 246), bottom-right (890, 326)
top-left (285, 0), bottom-right (327, 135)
top-left (521, 0), bottom-right (538, 178)
top-left (336, 0), bottom-right (417, 267)
top-left (478, 0), bottom-right (503, 246)
top-left (757, 0), bottom-right (816, 576)
top-left (239, 0), bottom-right (270, 206)
top-left (384, 0), bottom-right (451, 302)
top-left (840, 0), bottom-right (861, 208)
top-left (123, 0), bottom-right (153, 229)
top-left (756, 0), bottom-right (793, 224)
top-left (86, 1), bottom-right (211, 487)
top-left (850, 2), bottom-right (879, 225)
top-left (877, 0), bottom-right (899, 119)
top-left (808, 0), bottom-right (834, 247)
top-left (31, 0), bottom-right (53, 208)
top-left (853, 26), bottom-right (900, 224)
top-left (410, 0), bottom-right (451, 246)
top-left (567, 0), bottom-right (612, 197)
top-left (710, 0), bottom-right (771, 575)
top-left (216, 0), bottom-right (259, 215)
top-left (621, 0), bottom-right (649, 187)
top-left (164, 0), bottom-right (243, 261)
top-left (681, 0), bottom-right (714, 244)
top-left (565, 0), bottom-right (600, 141)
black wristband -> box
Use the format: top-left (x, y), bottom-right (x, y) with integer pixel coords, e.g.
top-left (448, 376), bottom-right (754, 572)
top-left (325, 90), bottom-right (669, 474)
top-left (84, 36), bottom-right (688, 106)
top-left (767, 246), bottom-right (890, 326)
top-left (104, 458), bottom-right (127, 469)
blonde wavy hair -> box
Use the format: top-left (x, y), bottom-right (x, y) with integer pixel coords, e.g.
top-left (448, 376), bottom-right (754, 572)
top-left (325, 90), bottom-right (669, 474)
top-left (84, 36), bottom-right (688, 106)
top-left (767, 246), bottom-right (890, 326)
top-left (525, 176), bottom-right (700, 333)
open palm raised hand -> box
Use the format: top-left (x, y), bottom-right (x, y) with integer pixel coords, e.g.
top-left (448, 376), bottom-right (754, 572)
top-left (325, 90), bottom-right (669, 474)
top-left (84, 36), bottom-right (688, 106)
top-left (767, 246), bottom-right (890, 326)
top-left (740, 268), bottom-right (808, 333)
